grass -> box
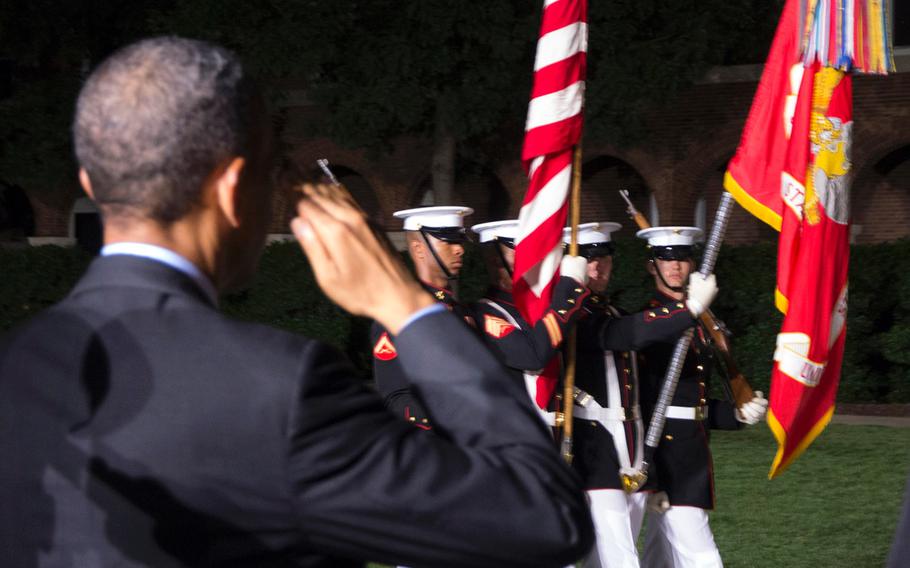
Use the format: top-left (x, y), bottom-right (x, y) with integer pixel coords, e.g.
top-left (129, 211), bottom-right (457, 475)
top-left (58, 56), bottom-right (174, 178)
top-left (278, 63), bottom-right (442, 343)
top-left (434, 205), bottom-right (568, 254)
top-left (369, 423), bottom-right (910, 567)
top-left (710, 424), bottom-right (910, 568)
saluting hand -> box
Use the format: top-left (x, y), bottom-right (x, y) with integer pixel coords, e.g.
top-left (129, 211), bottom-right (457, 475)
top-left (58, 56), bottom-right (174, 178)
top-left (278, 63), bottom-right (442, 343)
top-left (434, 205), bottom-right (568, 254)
top-left (290, 183), bottom-right (434, 335)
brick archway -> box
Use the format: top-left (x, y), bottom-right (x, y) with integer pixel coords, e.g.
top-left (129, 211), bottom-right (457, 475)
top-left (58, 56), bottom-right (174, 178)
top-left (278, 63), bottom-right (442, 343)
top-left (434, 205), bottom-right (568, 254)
top-left (408, 159), bottom-right (511, 227)
top-left (579, 155), bottom-right (653, 238)
top-left (852, 142), bottom-right (910, 244)
top-left (0, 183), bottom-right (35, 243)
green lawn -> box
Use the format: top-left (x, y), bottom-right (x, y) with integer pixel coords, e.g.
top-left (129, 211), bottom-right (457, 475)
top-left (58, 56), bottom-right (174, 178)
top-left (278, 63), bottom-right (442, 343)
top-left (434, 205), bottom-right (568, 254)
top-left (710, 424), bottom-right (910, 567)
top-left (371, 423), bottom-right (910, 567)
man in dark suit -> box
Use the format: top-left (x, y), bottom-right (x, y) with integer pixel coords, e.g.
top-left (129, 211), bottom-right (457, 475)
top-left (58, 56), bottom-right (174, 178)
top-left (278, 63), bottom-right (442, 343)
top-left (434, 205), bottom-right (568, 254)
top-left (0, 37), bottom-right (593, 568)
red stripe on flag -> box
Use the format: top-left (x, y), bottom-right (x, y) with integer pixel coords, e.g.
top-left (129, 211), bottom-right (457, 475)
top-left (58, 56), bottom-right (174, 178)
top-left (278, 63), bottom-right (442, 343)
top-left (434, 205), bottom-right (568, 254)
top-left (513, 270), bottom-right (559, 327)
top-left (514, 205), bottom-right (569, 278)
top-left (530, 52), bottom-right (586, 98)
top-left (521, 115), bottom-right (584, 164)
top-left (539, 0), bottom-right (588, 36)
top-left (520, 147), bottom-right (573, 203)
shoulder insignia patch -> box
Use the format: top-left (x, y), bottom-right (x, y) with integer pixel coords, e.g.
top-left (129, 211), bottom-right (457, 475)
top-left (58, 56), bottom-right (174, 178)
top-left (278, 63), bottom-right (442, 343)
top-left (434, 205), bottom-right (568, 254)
top-left (484, 314), bottom-right (516, 339)
top-left (373, 332), bottom-right (398, 361)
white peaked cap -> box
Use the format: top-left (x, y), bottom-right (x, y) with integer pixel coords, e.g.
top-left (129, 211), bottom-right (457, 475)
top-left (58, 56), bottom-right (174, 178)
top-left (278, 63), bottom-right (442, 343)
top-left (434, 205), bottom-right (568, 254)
top-left (393, 206), bottom-right (474, 230)
top-left (635, 226), bottom-right (704, 247)
top-left (471, 220), bottom-right (520, 243)
top-left (562, 222), bottom-right (623, 245)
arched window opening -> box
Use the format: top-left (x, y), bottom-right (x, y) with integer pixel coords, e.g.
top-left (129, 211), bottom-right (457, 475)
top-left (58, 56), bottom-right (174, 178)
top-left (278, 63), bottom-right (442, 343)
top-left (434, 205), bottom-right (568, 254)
top-left (70, 197), bottom-right (102, 254)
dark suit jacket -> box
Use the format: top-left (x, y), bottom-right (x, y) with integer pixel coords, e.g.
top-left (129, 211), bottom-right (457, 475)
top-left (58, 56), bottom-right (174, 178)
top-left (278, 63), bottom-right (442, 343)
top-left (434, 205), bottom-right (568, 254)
top-left (0, 255), bottom-right (593, 567)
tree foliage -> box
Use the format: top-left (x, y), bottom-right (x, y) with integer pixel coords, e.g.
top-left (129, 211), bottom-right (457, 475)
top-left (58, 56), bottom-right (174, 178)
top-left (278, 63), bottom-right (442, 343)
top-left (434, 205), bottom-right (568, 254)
top-left (0, 0), bottom-right (783, 196)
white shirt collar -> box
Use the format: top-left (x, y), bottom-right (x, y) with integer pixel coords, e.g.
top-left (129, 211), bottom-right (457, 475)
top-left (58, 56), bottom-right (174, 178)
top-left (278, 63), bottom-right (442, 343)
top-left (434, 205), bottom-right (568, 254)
top-left (100, 242), bottom-right (218, 305)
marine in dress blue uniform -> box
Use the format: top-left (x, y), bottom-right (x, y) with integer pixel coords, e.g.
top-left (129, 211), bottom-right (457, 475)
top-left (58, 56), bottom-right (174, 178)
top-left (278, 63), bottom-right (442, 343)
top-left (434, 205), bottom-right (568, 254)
top-left (370, 206), bottom-right (475, 429)
top-left (565, 223), bottom-right (716, 568)
top-left (635, 227), bottom-right (767, 568)
top-left (468, 220), bottom-right (589, 422)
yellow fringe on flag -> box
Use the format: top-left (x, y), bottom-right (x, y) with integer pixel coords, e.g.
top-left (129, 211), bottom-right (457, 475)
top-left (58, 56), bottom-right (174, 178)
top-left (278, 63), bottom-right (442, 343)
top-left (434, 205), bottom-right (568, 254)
top-left (723, 171), bottom-right (783, 232)
top-left (767, 404), bottom-right (836, 479)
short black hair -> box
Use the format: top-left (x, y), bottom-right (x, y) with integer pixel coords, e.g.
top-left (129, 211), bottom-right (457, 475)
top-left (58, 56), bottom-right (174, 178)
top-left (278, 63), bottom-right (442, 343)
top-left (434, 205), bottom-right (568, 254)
top-left (73, 37), bottom-right (256, 223)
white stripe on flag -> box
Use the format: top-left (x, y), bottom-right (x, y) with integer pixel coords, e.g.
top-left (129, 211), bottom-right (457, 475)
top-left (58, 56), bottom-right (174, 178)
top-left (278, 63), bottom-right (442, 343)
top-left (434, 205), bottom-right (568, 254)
top-left (525, 81), bottom-right (584, 131)
top-left (516, 163), bottom-right (572, 244)
top-left (845, 0), bottom-right (855, 60)
top-left (525, 245), bottom-right (564, 296)
top-left (534, 22), bottom-right (588, 71)
top-left (528, 156), bottom-right (545, 180)
top-left (543, 0), bottom-right (562, 8)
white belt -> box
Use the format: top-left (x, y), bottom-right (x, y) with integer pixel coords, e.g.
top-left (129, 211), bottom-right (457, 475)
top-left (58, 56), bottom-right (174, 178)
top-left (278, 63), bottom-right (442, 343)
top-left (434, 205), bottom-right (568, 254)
top-left (665, 405), bottom-right (708, 421)
top-left (574, 404), bottom-right (641, 422)
top-left (572, 388), bottom-right (641, 423)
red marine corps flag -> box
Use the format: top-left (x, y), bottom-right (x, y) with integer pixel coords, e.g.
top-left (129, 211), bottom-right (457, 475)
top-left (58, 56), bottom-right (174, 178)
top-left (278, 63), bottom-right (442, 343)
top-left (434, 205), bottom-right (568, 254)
top-left (513, 0), bottom-right (588, 325)
top-left (724, 0), bottom-right (893, 477)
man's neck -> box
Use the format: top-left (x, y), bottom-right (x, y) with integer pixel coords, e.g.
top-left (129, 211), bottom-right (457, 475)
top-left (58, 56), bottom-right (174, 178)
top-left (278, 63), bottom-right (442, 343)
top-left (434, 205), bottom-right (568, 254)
top-left (414, 265), bottom-right (449, 290)
top-left (103, 216), bottom-right (218, 288)
top-left (656, 284), bottom-right (684, 301)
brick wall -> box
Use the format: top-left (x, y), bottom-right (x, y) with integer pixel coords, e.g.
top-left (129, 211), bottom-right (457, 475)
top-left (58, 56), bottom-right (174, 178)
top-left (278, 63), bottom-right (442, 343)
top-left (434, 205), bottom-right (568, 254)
top-left (18, 64), bottom-right (910, 245)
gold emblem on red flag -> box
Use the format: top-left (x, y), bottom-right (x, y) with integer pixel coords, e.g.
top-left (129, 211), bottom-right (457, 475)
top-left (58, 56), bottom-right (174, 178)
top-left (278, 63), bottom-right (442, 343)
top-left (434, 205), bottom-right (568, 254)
top-left (372, 332), bottom-right (397, 361)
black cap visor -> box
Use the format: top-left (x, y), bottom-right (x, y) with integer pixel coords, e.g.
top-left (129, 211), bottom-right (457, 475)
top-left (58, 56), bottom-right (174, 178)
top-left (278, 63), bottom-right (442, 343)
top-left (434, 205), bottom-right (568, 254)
top-left (651, 245), bottom-right (694, 261)
top-left (578, 242), bottom-right (615, 259)
top-left (421, 226), bottom-right (468, 244)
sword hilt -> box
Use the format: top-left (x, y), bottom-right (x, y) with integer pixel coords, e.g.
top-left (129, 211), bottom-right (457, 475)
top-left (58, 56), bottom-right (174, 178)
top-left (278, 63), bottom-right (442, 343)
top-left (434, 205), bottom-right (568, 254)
top-left (560, 436), bottom-right (573, 465)
top-left (621, 468), bottom-right (648, 493)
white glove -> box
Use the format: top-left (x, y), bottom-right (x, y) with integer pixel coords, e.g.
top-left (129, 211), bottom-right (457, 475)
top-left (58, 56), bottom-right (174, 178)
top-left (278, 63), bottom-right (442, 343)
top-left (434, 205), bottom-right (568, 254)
top-left (647, 491), bottom-right (671, 514)
top-left (560, 254), bottom-right (588, 286)
top-left (685, 273), bottom-right (718, 317)
top-left (735, 391), bottom-right (769, 425)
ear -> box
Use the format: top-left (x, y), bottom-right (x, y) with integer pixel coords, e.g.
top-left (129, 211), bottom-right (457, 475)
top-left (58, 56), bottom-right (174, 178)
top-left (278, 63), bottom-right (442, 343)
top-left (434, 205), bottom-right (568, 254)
top-left (408, 238), bottom-right (425, 261)
top-left (214, 157), bottom-right (246, 228)
top-left (79, 169), bottom-right (95, 200)
top-left (646, 259), bottom-right (657, 276)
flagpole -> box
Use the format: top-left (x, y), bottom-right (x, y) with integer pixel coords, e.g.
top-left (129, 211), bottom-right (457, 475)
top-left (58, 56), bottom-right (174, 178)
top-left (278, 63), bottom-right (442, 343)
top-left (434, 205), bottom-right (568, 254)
top-left (560, 144), bottom-right (583, 464)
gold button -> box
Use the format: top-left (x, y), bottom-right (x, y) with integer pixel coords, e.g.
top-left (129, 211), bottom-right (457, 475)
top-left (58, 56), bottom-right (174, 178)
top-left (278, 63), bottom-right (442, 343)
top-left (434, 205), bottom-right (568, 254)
top-left (624, 368), bottom-right (630, 374)
top-left (625, 384), bottom-right (632, 390)
top-left (575, 288), bottom-right (583, 293)
top-left (662, 308), bottom-right (669, 313)
top-left (421, 418), bottom-right (429, 423)
top-left (699, 382), bottom-right (706, 387)
top-left (648, 312), bottom-right (656, 317)
top-left (558, 309), bottom-right (567, 315)
top-left (568, 299), bottom-right (575, 304)
top-left (677, 303), bottom-right (685, 308)
top-left (409, 417), bottom-right (416, 422)
top-left (696, 365), bottom-right (704, 371)
top-left (665, 434), bottom-right (674, 441)
top-left (699, 398), bottom-right (707, 405)
top-left (590, 421), bottom-right (598, 427)
top-left (623, 352), bottom-right (629, 359)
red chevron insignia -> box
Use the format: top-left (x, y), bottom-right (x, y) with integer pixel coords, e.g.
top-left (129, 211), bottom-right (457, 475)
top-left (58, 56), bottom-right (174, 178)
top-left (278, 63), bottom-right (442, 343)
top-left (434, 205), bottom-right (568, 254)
top-left (484, 315), bottom-right (516, 339)
top-left (373, 332), bottom-right (397, 361)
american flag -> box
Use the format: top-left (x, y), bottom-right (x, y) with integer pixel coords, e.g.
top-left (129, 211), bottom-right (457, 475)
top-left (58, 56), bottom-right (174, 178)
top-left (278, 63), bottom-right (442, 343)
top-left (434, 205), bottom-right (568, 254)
top-left (513, 0), bottom-right (588, 324)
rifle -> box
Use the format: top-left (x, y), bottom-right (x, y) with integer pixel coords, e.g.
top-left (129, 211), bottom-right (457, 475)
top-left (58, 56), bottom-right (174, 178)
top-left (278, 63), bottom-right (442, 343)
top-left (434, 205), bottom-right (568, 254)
top-left (618, 190), bottom-right (755, 408)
